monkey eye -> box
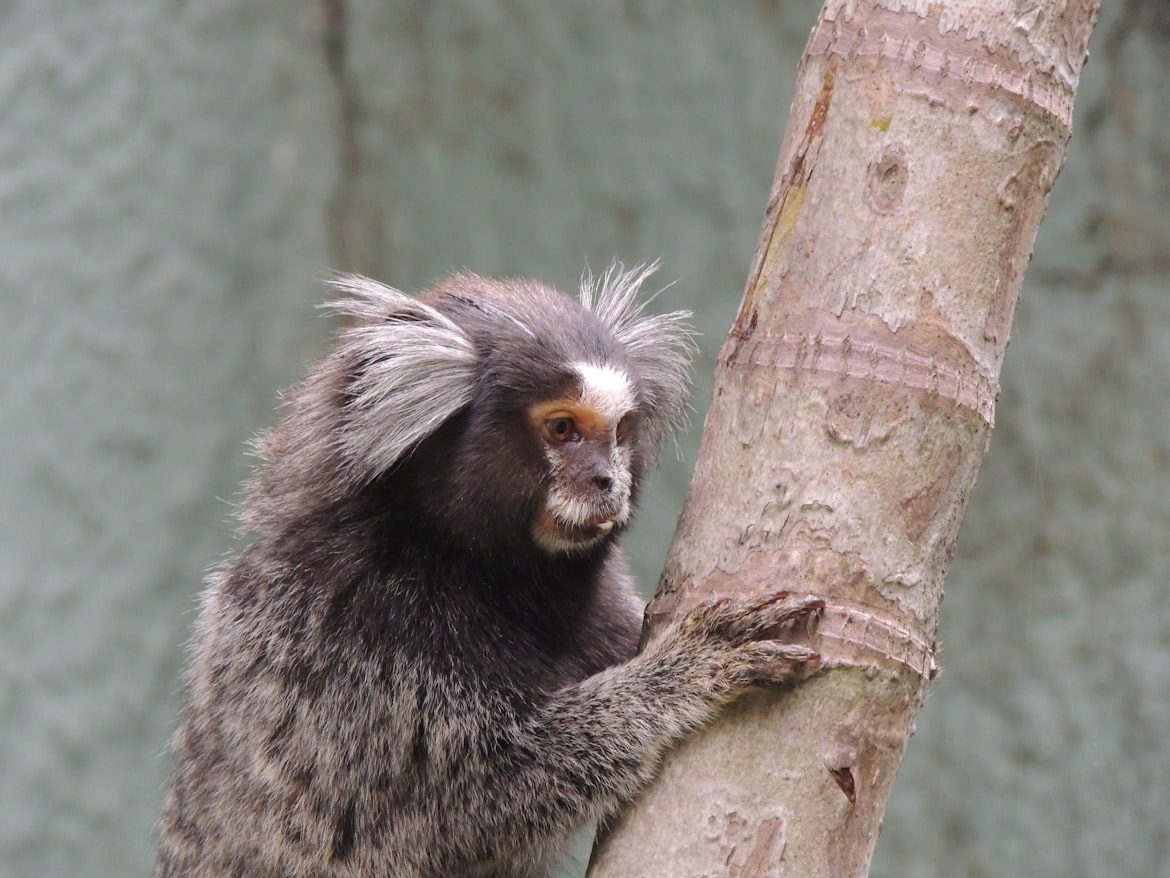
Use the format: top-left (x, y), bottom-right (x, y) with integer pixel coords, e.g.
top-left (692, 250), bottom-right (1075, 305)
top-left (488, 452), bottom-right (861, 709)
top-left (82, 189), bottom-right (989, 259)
top-left (544, 415), bottom-right (579, 443)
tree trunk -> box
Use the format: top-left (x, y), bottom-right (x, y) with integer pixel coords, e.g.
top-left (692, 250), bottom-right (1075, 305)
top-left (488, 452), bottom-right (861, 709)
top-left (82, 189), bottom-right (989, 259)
top-left (588, 1), bottom-right (1100, 875)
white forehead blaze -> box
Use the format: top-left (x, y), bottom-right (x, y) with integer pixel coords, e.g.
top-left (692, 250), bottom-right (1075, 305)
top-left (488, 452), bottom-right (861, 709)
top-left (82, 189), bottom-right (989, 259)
top-left (575, 362), bottom-right (635, 423)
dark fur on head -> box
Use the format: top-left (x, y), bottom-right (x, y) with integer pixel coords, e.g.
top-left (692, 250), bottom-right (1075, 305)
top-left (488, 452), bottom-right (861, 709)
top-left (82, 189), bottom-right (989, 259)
top-left (156, 264), bottom-right (820, 878)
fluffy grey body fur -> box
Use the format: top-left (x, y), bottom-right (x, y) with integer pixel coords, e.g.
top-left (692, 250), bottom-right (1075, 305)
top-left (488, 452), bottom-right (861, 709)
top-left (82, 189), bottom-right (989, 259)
top-left (156, 265), bottom-right (820, 878)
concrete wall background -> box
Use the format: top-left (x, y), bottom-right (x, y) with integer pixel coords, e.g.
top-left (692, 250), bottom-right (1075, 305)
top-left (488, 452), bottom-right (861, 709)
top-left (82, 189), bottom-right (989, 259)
top-left (1, 2), bottom-right (1166, 877)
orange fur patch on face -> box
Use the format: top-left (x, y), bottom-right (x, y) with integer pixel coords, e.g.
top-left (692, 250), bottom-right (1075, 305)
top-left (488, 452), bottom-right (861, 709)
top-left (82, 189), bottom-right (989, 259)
top-left (528, 400), bottom-right (612, 440)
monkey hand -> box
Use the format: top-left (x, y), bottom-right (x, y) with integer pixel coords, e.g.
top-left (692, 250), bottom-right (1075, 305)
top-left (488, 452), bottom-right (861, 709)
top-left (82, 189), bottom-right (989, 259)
top-left (644, 591), bottom-right (824, 705)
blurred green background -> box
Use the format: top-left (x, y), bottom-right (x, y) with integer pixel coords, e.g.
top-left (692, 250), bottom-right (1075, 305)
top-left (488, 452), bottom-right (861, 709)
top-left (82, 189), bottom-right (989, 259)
top-left (2, 3), bottom-right (1168, 877)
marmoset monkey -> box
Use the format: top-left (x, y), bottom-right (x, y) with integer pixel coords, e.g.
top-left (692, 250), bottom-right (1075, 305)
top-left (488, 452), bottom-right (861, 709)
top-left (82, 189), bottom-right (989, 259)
top-left (156, 264), bottom-right (822, 878)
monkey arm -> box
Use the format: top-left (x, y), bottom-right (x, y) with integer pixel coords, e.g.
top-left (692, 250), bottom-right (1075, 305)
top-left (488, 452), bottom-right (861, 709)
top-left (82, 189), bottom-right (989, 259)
top-left (453, 593), bottom-right (822, 871)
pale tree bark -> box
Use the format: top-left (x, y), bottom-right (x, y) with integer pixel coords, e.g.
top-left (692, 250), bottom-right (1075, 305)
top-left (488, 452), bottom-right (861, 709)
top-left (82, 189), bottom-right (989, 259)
top-left (588, 2), bottom-right (1100, 876)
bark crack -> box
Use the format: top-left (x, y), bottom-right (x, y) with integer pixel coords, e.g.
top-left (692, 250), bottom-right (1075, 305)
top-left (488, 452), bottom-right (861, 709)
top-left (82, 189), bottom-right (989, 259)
top-left (731, 317), bottom-right (998, 426)
top-left (816, 602), bottom-right (938, 680)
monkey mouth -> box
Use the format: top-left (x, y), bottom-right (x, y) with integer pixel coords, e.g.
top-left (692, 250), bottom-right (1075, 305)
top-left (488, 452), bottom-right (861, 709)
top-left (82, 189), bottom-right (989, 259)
top-left (533, 509), bottom-right (620, 552)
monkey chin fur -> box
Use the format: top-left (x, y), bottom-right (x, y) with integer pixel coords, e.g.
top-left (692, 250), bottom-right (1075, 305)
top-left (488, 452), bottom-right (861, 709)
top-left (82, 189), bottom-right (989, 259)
top-left (532, 508), bottom-right (619, 554)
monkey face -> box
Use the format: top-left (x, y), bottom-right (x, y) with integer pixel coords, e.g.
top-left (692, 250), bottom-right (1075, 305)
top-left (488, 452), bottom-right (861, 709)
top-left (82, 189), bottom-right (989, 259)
top-left (242, 266), bottom-right (695, 550)
top-left (529, 362), bottom-right (638, 554)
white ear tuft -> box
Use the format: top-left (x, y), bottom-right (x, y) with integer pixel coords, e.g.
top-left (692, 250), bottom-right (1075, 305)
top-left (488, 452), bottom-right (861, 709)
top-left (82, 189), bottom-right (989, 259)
top-left (241, 274), bottom-right (478, 531)
top-left (325, 274), bottom-right (478, 478)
